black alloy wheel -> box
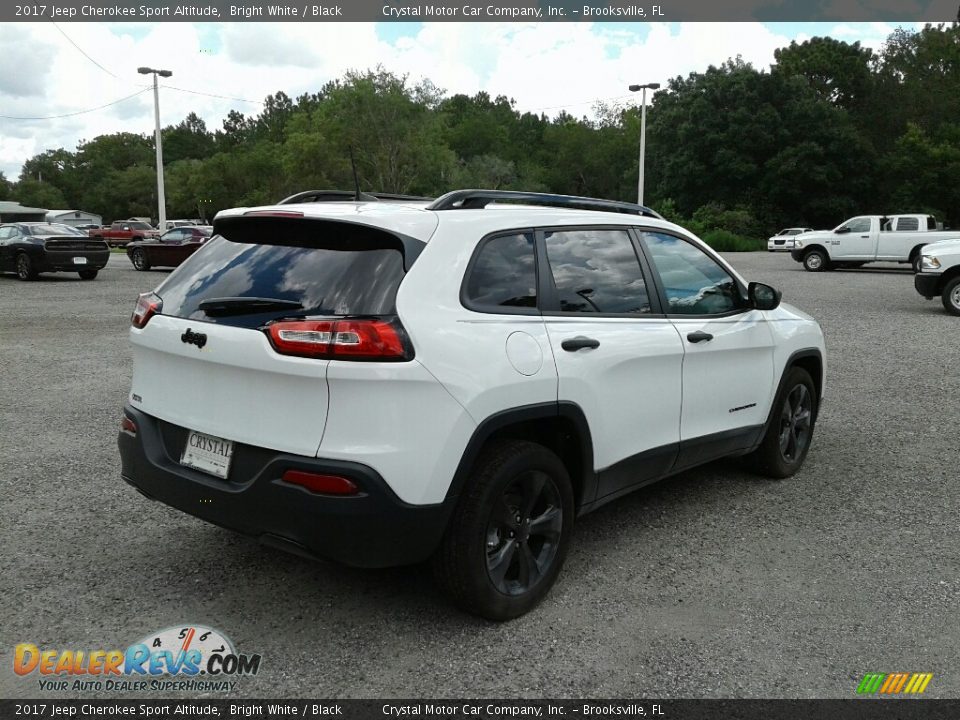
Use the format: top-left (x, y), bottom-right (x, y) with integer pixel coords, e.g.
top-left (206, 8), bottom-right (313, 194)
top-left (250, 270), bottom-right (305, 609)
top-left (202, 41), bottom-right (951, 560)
top-left (779, 383), bottom-right (813, 463)
top-left (485, 470), bottom-right (563, 596)
top-left (16, 253), bottom-right (36, 281)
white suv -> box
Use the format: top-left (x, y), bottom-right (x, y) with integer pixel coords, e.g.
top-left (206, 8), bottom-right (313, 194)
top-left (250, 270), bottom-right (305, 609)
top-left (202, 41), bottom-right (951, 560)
top-left (118, 190), bottom-right (826, 620)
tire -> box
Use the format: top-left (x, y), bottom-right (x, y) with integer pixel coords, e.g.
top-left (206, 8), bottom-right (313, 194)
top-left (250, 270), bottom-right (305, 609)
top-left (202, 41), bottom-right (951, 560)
top-left (78, 269), bottom-right (98, 280)
top-left (911, 254), bottom-right (923, 273)
top-left (131, 248), bottom-right (150, 271)
top-left (433, 439), bottom-right (575, 621)
top-left (802, 249), bottom-right (828, 272)
top-left (744, 367), bottom-right (818, 479)
top-left (942, 276), bottom-right (960, 316)
top-left (16, 252), bottom-right (37, 281)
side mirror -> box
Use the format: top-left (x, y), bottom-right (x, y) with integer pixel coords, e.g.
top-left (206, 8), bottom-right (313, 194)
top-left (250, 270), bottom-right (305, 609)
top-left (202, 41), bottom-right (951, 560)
top-left (835, 226), bottom-right (850, 234)
top-left (749, 281), bottom-right (781, 311)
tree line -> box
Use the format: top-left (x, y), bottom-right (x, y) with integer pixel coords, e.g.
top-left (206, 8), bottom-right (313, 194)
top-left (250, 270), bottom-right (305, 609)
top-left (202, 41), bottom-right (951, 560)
top-left (2, 23), bottom-right (958, 248)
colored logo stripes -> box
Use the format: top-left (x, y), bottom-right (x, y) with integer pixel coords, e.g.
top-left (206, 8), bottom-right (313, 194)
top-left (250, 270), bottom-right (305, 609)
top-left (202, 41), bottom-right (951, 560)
top-left (857, 672), bottom-right (933, 694)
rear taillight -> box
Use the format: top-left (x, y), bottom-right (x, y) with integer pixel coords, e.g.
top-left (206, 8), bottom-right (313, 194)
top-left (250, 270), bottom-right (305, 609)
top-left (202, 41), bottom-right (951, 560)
top-left (120, 415), bottom-right (137, 436)
top-left (131, 292), bottom-right (162, 329)
top-left (281, 469), bottom-right (359, 496)
top-left (264, 318), bottom-right (412, 361)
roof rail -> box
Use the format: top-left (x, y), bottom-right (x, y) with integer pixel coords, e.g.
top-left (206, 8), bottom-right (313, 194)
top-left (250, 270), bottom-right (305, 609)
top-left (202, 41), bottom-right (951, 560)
top-left (278, 190), bottom-right (433, 205)
top-left (425, 190), bottom-right (663, 219)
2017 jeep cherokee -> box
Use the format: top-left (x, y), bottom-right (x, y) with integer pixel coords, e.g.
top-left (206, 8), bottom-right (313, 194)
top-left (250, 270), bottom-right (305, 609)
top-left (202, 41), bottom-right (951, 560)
top-left (118, 190), bottom-right (826, 620)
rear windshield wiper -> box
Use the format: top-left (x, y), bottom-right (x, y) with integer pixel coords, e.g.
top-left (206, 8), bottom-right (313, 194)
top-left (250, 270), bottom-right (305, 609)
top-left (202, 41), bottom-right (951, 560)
top-left (199, 297), bottom-right (304, 317)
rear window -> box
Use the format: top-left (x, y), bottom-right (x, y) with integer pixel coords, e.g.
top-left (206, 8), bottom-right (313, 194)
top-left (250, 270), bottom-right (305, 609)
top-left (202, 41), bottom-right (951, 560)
top-left (156, 219), bottom-right (410, 328)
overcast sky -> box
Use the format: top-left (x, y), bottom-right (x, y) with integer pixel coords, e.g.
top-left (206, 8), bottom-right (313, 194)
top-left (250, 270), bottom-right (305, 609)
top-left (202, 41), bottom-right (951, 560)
top-left (0, 21), bottom-right (922, 181)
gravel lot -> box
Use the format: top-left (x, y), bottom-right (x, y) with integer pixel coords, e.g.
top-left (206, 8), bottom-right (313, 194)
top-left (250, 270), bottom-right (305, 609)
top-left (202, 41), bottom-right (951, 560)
top-left (2, 252), bottom-right (958, 699)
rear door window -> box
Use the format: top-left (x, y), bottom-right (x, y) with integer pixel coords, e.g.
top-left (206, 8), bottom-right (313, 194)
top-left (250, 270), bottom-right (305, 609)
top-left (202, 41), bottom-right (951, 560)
top-left (157, 219), bottom-right (413, 328)
top-left (543, 228), bottom-right (653, 314)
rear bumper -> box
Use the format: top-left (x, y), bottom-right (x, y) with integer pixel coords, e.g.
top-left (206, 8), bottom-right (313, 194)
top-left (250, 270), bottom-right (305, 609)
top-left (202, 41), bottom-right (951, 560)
top-left (914, 273), bottom-right (942, 298)
top-left (37, 249), bottom-right (109, 272)
top-left (117, 405), bottom-right (452, 568)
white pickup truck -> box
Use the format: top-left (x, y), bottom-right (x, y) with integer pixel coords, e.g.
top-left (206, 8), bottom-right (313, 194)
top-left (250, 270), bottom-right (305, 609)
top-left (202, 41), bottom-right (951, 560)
top-left (790, 214), bottom-right (957, 272)
top-left (914, 239), bottom-right (960, 315)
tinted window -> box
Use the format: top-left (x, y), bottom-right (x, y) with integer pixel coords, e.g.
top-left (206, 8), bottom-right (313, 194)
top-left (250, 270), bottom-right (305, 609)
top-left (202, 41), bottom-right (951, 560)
top-left (544, 229), bottom-right (651, 314)
top-left (157, 222), bottom-right (409, 328)
top-left (895, 217), bottom-right (919, 231)
top-left (465, 233), bottom-right (537, 310)
top-left (641, 232), bottom-right (746, 315)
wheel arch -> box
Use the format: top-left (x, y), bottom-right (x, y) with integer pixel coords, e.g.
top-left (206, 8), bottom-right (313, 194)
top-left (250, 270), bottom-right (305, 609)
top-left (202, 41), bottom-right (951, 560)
top-left (936, 264), bottom-right (960, 292)
top-left (909, 243), bottom-right (927, 260)
top-left (769, 349), bottom-right (824, 425)
top-left (802, 244), bottom-right (829, 259)
top-left (444, 402), bottom-right (596, 512)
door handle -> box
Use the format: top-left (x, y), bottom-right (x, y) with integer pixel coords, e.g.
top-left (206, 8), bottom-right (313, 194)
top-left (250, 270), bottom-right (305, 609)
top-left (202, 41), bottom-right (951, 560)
top-left (686, 331), bottom-right (713, 343)
top-left (561, 336), bottom-right (600, 352)
top-left (860, 234), bottom-right (870, 238)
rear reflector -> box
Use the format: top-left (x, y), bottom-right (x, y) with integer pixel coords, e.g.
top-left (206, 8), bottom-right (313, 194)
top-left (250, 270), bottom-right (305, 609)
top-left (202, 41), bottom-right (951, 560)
top-left (264, 318), bottom-right (411, 361)
top-left (281, 470), bottom-right (359, 496)
top-left (131, 292), bottom-right (162, 328)
top-left (120, 416), bottom-right (137, 436)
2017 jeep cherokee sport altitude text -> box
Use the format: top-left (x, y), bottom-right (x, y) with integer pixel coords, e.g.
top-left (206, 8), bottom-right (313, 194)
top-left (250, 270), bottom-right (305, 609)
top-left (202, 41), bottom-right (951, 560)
top-left (118, 190), bottom-right (826, 620)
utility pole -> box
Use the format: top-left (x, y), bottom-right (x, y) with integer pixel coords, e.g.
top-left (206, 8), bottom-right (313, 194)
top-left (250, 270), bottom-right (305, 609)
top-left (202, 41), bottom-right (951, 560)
top-left (138, 67), bottom-right (172, 230)
top-left (628, 82), bottom-right (661, 206)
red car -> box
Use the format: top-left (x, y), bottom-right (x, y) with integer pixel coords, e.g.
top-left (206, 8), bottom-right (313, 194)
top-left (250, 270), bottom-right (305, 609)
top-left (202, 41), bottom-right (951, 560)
top-left (90, 220), bottom-right (160, 248)
top-left (126, 226), bottom-right (213, 271)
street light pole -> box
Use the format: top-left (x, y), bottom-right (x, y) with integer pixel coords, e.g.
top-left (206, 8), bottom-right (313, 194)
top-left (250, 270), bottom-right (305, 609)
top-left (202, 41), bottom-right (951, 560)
top-left (629, 82), bottom-right (661, 206)
top-left (138, 67), bottom-right (172, 231)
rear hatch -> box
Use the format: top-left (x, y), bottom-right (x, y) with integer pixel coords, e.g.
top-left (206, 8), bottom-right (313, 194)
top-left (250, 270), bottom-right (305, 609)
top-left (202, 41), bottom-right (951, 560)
top-left (128, 214), bottom-right (420, 456)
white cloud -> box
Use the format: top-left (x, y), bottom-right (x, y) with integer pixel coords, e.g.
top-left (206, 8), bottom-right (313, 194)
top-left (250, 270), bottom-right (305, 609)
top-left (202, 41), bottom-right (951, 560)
top-left (0, 21), bottom-right (912, 182)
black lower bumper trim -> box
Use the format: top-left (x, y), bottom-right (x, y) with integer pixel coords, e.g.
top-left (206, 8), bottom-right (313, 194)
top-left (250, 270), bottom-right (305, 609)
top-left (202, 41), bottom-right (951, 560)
top-left (914, 273), bottom-right (941, 298)
top-left (118, 405), bottom-right (452, 568)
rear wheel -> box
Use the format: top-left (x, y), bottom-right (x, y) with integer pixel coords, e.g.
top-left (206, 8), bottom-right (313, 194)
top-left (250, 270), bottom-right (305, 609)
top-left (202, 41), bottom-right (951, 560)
top-left (744, 367), bottom-right (818, 479)
top-left (911, 254), bottom-right (923, 273)
top-left (78, 269), bottom-right (98, 280)
top-left (942, 276), bottom-right (960, 316)
top-left (16, 253), bottom-right (37, 281)
top-left (802, 249), bottom-right (828, 272)
top-left (131, 248), bottom-right (150, 271)
top-left (433, 439), bottom-right (574, 621)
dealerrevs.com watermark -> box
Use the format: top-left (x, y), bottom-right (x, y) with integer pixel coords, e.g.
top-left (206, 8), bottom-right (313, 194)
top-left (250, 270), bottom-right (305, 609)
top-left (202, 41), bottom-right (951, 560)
top-left (13, 625), bottom-right (262, 693)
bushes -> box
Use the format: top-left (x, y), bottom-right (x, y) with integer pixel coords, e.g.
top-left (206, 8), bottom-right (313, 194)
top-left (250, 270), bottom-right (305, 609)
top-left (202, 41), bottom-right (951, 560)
top-left (653, 199), bottom-right (766, 251)
top-left (701, 229), bottom-right (765, 252)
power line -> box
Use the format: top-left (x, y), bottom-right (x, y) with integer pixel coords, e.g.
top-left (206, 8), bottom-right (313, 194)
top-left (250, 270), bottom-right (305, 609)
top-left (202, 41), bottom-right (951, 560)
top-left (0, 88), bottom-right (152, 120)
top-left (159, 84), bottom-right (265, 105)
top-left (52, 22), bottom-right (119, 79)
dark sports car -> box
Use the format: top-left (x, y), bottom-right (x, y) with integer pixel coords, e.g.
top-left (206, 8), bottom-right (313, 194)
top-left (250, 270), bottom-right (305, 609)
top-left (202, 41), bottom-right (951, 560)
top-left (126, 226), bottom-right (213, 271)
top-left (0, 223), bottom-right (109, 281)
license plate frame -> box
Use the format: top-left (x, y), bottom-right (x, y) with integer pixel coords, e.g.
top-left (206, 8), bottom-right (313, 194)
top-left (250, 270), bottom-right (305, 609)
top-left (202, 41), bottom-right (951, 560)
top-left (72, 257), bottom-right (88, 264)
top-left (181, 430), bottom-right (234, 479)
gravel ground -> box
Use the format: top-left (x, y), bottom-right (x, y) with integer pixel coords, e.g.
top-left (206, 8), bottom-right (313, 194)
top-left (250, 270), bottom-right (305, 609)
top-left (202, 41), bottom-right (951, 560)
top-left (1, 252), bottom-right (958, 700)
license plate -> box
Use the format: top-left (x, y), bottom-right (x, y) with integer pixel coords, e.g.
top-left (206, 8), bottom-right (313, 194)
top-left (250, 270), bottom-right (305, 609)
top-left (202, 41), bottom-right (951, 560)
top-left (181, 430), bottom-right (234, 479)
top-left (73, 257), bottom-right (88, 264)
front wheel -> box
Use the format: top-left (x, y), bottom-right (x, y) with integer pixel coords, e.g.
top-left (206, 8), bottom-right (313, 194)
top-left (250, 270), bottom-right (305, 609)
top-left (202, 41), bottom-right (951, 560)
top-left (16, 253), bottom-right (37, 281)
top-left (911, 255), bottom-right (923, 273)
top-left (744, 367), bottom-right (818, 479)
top-left (942, 276), bottom-right (960, 316)
top-left (433, 439), bottom-right (574, 621)
top-left (802, 249), bottom-right (829, 272)
top-left (78, 269), bottom-right (98, 280)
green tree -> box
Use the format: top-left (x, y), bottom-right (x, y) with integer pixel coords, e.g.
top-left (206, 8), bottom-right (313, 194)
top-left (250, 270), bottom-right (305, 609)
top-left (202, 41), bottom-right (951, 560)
top-left (0, 171), bottom-right (11, 200)
top-left (13, 179), bottom-right (68, 209)
top-left (774, 37), bottom-right (875, 110)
